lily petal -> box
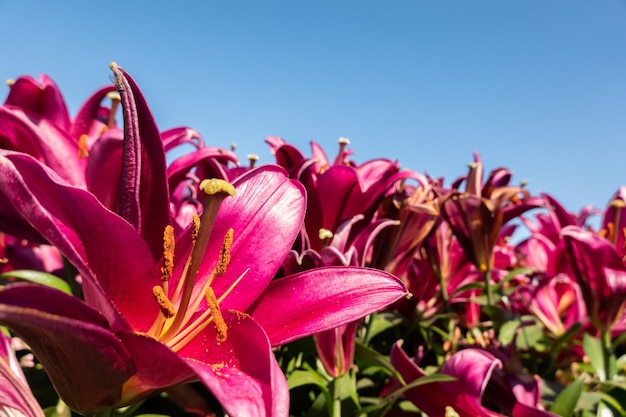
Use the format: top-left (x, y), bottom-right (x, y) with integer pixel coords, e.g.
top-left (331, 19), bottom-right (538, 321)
top-left (181, 311), bottom-right (289, 417)
top-left (0, 151), bottom-right (158, 332)
top-left (249, 266), bottom-right (407, 346)
top-left (0, 284), bottom-right (134, 414)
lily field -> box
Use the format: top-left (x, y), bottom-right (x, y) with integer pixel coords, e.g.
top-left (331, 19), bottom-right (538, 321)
top-left (1, 65), bottom-right (626, 417)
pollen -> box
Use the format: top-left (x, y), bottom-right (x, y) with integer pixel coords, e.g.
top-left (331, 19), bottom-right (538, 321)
top-left (214, 228), bottom-right (233, 277)
top-left (161, 225), bottom-right (175, 282)
top-left (319, 228), bottom-right (334, 240)
top-left (78, 134), bottom-right (89, 159)
top-left (205, 287), bottom-right (228, 343)
top-left (153, 286), bottom-right (176, 318)
top-left (191, 214), bottom-right (201, 245)
top-left (199, 179), bottom-right (236, 197)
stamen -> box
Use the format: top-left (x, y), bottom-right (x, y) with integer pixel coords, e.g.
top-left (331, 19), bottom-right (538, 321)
top-left (163, 179), bottom-right (235, 339)
top-left (107, 91), bottom-right (121, 129)
top-left (161, 225), bottom-right (175, 282)
top-left (247, 154), bottom-right (259, 169)
top-left (153, 286), bottom-right (176, 318)
top-left (337, 137), bottom-right (350, 164)
top-left (5, 79), bottom-right (14, 87)
top-left (231, 142), bottom-right (237, 151)
top-left (610, 199), bottom-right (625, 245)
top-left (205, 287), bottom-right (228, 343)
top-left (78, 134), bottom-right (89, 159)
top-left (214, 228), bottom-right (233, 277)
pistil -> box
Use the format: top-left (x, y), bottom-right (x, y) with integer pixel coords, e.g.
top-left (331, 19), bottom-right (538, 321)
top-left (160, 179), bottom-right (235, 342)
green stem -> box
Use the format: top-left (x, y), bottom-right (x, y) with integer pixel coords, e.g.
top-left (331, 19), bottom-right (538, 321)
top-left (437, 270), bottom-right (449, 312)
top-left (484, 269), bottom-right (493, 307)
top-left (602, 329), bottom-right (612, 382)
top-left (332, 377), bottom-right (341, 417)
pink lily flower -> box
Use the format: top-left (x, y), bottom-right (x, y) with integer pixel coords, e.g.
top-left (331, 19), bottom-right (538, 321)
top-left (389, 342), bottom-right (558, 417)
top-left (280, 214), bottom-right (399, 377)
top-left (441, 154), bottom-right (540, 273)
top-left (0, 65), bottom-right (407, 416)
top-left (266, 136), bottom-right (412, 252)
top-left (512, 273), bottom-right (586, 337)
top-left (561, 225), bottom-right (626, 331)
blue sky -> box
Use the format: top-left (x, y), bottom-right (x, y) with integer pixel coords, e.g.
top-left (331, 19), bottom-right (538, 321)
top-left (1, 1), bottom-right (625, 216)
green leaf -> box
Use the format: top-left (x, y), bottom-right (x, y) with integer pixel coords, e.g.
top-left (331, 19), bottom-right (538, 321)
top-left (515, 323), bottom-right (544, 350)
top-left (550, 375), bottom-right (585, 417)
top-left (583, 333), bottom-right (616, 381)
top-left (354, 341), bottom-right (396, 376)
top-left (0, 270), bottom-right (72, 295)
top-left (498, 319), bottom-right (521, 345)
top-left (288, 369), bottom-right (329, 390)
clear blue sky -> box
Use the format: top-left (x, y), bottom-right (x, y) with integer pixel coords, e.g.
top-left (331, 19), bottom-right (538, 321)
top-left (1, 1), bottom-right (625, 215)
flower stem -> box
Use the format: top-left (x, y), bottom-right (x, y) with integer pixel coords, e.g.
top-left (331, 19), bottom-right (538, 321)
top-left (484, 269), bottom-right (493, 306)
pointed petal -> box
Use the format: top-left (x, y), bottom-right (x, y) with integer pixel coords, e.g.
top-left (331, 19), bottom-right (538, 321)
top-left (5, 74), bottom-right (71, 132)
top-left (167, 146), bottom-right (238, 191)
top-left (0, 151), bottom-right (158, 332)
top-left (180, 311), bottom-right (289, 417)
top-left (115, 333), bottom-right (196, 398)
top-left (85, 129), bottom-right (124, 210)
top-left (0, 106), bottom-right (86, 187)
top-left (110, 64), bottom-right (171, 260)
top-left (162, 127), bottom-right (205, 151)
top-left (172, 165), bottom-right (306, 313)
top-left (248, 266), bottom-right (407, 346)
top-left (0, 284), bottom-right (134, 414)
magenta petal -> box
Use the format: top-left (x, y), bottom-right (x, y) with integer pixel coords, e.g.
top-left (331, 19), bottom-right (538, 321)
top-left (5, 74), bottom-right (71, 132)
top-left (115, 333), bottom-right (196, 398)
top-left (85, 130), bottom-right (124, 210)
top-left (389, 343), bottom-right (460, 417)
top-left (161, 126), bottom-right (205, 151)
top-left (0, 106), bottom-right (86, 187)
top-left (0, 284), bottom-right (134, 414)
top-left (198, 166), bottom-right (306, 312)
top-left (440, 349), bottom-right (500, 406)
top-left (180, 311), bottom-right (289, 417)
top-left (0, 151), bottom-right (159, 332)
top-left (249, 266), bottom-right (407, 346)
top-left (110, 65), bottom-right (171, 260)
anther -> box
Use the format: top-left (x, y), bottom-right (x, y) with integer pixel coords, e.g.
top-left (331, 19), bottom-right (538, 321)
top-left (214, 229), bottom-right (233, 277)
top-left (191, 214), bottom-right (201, 245)
top-left (5, 79), bottom-right (14, 87)
top-left (78, 134), bottom-right (89, 159)
top-left (153, 286), bottom-right (176, 318)
top-left (205, 287), bottom-right (228, 343)
top-left (161, 225), bottom-right (175, 282)
top-left (319, 228), bottom-right (334, 241)
top-left (247, 154), bottom-right (259, 169)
